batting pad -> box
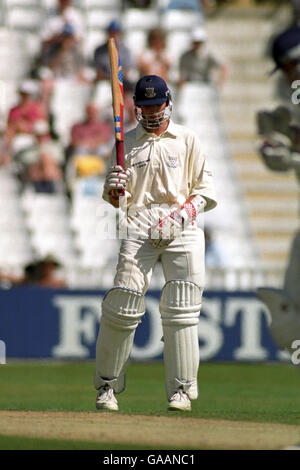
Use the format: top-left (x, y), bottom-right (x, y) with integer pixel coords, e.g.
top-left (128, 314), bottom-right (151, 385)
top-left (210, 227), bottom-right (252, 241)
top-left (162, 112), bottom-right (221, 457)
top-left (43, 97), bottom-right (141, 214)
top-left (257, 287), bottom-right (300, 356)
top-left (160, 280), bottom-right (202, 400)
top-left (94, 287), bottom-right (145, 393)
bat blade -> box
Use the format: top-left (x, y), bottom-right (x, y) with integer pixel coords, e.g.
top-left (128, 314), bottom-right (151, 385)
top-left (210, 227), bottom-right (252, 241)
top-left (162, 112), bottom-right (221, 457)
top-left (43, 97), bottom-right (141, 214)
top-left (108, 38), bottom-right (125, 168)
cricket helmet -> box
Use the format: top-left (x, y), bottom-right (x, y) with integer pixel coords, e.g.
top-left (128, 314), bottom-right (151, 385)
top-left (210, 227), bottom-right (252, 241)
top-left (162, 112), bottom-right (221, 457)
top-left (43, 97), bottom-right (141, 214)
top-left (133, 75), bottom-right (172, 129)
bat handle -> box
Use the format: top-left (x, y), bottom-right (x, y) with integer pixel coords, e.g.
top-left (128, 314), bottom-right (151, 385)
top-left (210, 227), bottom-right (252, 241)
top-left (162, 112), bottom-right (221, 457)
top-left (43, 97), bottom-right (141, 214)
top-left (116, 140), bottom-right (125, 169)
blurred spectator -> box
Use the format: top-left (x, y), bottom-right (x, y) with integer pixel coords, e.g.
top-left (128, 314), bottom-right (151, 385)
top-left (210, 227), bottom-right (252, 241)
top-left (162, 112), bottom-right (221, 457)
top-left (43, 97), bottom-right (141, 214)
top-left (1, 81), bottom-right (49, 168)
top-left (70, 102), bottom-right (113, 158)
top-left (93, 20), bottom-right (137, 85)
top-left (66, 102), bottom-right (113, 191)
top-left (22, 119), bottom-right (64, 194)
top-left (6, 81), bottom-right (48, 141)
top-left (32, 0), bottom-right (87, 82)
top-left (256, 24), bottom-right (300, 360)
top-left (137, 28), bottom-right (172, 82)
top-left (41, 24), bottom-right (87, 80)
top-left (23, 255), bottom-right (66, 288)
top-left (41, 0), bottom-right (84, 52)
top-left (0, 255), bottom-right (66, 288)
top-left (178, 27), bottom-right (228, 89)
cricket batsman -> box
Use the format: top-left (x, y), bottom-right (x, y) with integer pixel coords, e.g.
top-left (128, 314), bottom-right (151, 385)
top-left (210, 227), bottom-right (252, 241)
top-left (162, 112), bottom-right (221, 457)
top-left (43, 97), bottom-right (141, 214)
top-left (94, 75), bottom-right (217, 411)
top-left (256, 26), bottom-right (300, 359)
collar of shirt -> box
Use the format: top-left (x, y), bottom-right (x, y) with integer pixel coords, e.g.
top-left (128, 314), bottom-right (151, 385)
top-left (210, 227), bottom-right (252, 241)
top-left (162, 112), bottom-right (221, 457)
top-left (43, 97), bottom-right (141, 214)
top-left (135, 120), bottom-right (178, 141)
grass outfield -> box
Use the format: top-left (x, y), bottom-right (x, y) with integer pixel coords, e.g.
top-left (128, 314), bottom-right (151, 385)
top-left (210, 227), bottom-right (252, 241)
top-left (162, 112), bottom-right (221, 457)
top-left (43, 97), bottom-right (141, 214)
top-left (0, 361), bottom-right (300, 450)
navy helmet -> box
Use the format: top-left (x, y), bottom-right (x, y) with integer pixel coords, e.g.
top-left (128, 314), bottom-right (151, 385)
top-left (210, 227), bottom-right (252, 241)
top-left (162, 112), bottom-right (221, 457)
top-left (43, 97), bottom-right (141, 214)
top-left (134, 75), bottom-right (170, 107)
top-left (107, 19), bottom-right (122, 32)
top-left (271, 26), bottom-right (300, 72)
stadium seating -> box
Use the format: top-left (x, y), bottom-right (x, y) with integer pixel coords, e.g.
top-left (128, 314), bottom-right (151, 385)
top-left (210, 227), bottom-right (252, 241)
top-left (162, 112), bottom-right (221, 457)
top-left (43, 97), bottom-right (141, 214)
top-left (41, 0), bottom-right (60, 11)
top-left (85, 9), bottom-right (119, 29)
top-left (122, 8), bottom-right (160, 31)
top-left (66, 176), bottom-right (120, 286)
top-left (6, 7), bottom-right (44, 32)
top-left (82, 29), bottom-right (106, 60)
top-left (0, 29), bottom-right (33, 81)
top-left (174, 79), bottom-right (261, 268)
top-left (82, 0), bottom-right (121, 9)
top-left (22, 190), bottom-right (78, 264)
top-left (0, 1), bottom-right (291, 289)
top-left (4, 0), bottom-right (41, 7)
top-left (0, 170), bottom-right (33, 274)
top-left (91, 80), bottom-right (113, 115)
top-left (165, 30), bottom-right (191, 75)
top-left (123, 29), bottom-right (147, 58)
top-left (160, 8), bottom-right (203, 31)
top-left (50, 80), bottom-right (92, 144)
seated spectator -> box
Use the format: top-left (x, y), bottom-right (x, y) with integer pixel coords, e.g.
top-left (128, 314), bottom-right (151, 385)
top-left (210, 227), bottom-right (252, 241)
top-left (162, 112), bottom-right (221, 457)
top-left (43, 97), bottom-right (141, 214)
top-left (137, 28), bottom-right (172, 82)
top-left (70, 102), bottom-right (113, 157)
top-left (0, 255), bottom-right (66, 288)
top-left (41, 0), bottom-right (84, 57)
top-left (41, 24), bottom-right (87, 80)
top-left (6, 81), bottom-right (48, 142)
top-left (31, 0), bottom-right (88, 82)
top-left (23, 255), bottom-right (66, 288)
top-left (22, 119), bottom-right (64, 194)
top-left (66, 102), bottom-right (113, 191)
top-left (178, 27), bottom-right (228, 89)
top-left (93, 20), bottom-right (137, 85)
top-left (2, 81), bottom-right (49, 168)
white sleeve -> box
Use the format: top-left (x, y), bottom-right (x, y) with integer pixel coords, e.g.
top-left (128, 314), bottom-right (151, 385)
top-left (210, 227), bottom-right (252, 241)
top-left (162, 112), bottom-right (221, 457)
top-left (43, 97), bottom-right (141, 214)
top-left (188, 134), bottom-right (217, 212)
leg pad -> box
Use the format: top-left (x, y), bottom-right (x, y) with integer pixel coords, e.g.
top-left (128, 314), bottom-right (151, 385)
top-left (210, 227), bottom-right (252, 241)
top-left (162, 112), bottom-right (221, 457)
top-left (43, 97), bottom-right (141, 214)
top-left (94, 287), bottom-right (145, 393)
top-left (160, 280), bottom-right (202, 400)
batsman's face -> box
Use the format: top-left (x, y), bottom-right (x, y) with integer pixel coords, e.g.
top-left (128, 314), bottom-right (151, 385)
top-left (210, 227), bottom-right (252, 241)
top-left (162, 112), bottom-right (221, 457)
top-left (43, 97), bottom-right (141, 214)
top-left (138, 102), bottom-right (168, 132)
top-left (140, 103), bottom-right (167, 128)
top-left (141, 103), bottom-right (166, 115)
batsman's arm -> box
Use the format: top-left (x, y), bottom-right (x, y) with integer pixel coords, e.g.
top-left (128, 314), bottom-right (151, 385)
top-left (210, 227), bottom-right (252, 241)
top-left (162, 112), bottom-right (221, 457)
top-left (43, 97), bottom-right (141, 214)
top-left (188, 138), bottom-right (217, 212)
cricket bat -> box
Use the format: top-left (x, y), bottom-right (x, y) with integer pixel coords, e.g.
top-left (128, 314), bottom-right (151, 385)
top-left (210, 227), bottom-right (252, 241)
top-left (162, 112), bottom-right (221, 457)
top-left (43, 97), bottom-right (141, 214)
top-left (108, 37), bottom-right (125, 169)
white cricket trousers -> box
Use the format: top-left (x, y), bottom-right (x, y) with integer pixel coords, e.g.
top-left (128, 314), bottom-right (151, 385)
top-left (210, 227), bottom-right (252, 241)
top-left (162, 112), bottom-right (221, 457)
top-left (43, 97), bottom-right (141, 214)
top-left (114, 228), bottom-right (205, 293)
top-left (94, 227), bottom-right (205, 395)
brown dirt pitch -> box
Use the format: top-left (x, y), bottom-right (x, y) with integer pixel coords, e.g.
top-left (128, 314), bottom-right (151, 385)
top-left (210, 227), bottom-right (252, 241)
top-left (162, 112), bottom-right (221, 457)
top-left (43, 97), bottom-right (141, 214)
top-left (0, 410), bottom-right (299, 450)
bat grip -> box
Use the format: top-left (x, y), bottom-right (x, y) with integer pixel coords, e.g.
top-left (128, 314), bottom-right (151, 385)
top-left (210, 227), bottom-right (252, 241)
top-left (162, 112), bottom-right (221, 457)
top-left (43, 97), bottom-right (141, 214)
top-left (116, 140), bottom-right (125, 169)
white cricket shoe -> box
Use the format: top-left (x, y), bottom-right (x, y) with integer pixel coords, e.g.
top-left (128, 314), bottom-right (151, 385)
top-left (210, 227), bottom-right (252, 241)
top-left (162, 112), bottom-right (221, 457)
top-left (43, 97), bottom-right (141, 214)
top-left (96, 384), bottom-right (119, 411)
top-left (168, 389), bottom-right (191, 411)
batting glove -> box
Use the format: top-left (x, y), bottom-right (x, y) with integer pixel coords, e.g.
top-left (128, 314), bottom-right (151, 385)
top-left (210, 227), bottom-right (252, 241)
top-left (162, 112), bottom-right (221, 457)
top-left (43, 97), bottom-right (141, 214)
top-left (149, 196), bottom-right (206, 248)
top-left (149, 209), bottom-right (183, 248)
top-left (103, 165), bottom-right (132, 206)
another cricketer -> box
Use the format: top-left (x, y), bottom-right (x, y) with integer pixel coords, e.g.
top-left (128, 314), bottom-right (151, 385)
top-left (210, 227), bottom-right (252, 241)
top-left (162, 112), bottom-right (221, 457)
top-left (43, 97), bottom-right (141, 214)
top-left (256, 26), bottom-right (300, 360)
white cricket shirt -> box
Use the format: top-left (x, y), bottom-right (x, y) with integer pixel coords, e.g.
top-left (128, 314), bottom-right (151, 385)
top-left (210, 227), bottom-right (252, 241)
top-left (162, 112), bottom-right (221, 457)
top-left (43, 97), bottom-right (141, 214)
top-left (104, 120), bottom-right (217, 237)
